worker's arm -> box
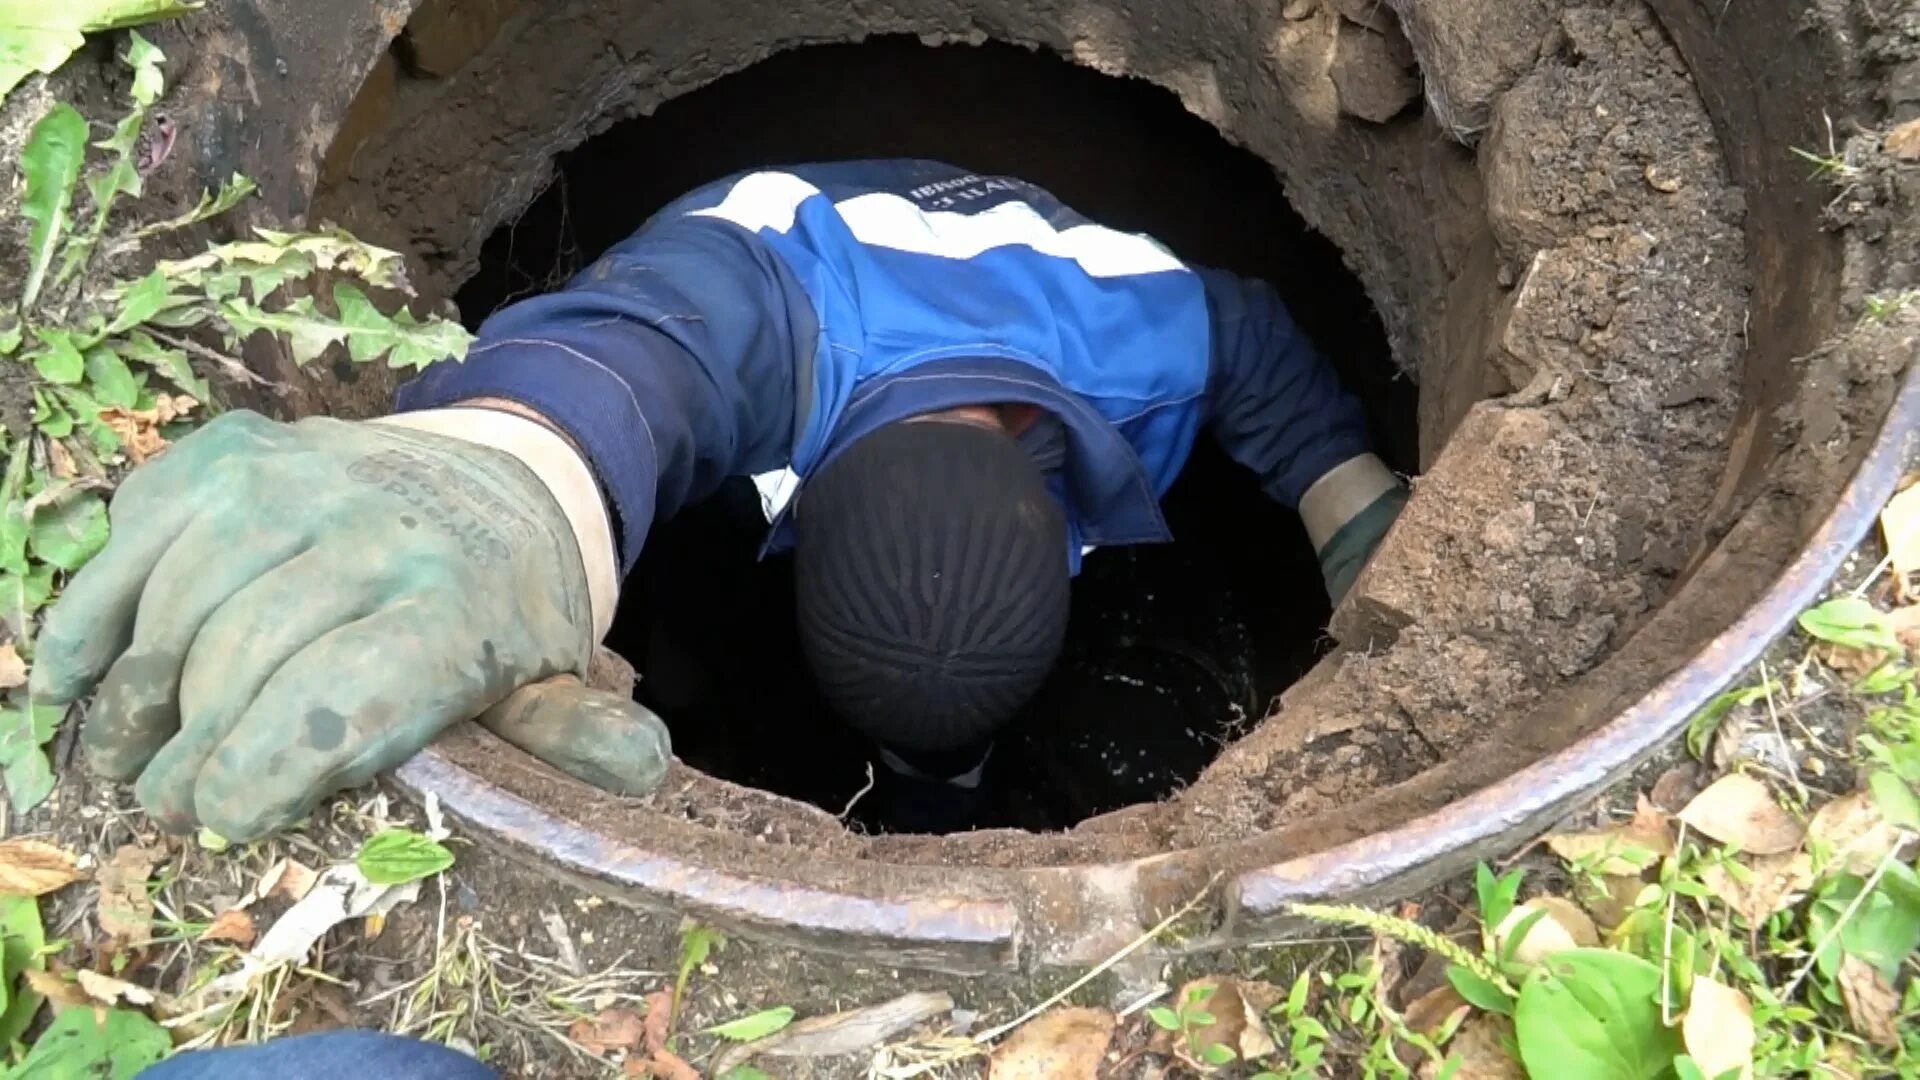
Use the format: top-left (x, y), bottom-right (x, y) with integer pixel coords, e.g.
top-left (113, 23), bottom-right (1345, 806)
top-left (29, 216), bottom-right (803, 840)
top-left (1196, 267), bottom-right (1407, 603)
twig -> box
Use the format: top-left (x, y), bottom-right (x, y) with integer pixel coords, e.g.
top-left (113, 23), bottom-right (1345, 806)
top-left (1850, 553), bottom-right (1894, 598)
top-left (1115, 984), bottom-right (1170, 1019)
top-left (145, 328), bottom-right (289, 393)
top-left (839, 763), bottom-right (876, 820)
top-left (1781, 831), bottom-right (1914, 999)
top-left (972, 874), bottom-right (1220, 1045)
top-left (1759, 661), bottom-right (1804, 796)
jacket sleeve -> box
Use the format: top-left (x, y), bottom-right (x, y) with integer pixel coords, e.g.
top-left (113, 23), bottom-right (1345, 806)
top-left (1196, 266), bottom-right (1374, 509)
top-left (394, 217), bottom-right (806, 574)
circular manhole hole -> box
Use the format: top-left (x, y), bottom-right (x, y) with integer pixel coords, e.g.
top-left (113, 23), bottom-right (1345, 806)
top-left (168, 0), bottom-right (1918, 970)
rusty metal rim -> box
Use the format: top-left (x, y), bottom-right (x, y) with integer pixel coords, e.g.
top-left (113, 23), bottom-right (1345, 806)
top-left (1232, 359), bottom-right (1920, 917)
top-left (401, 359), bottom-right (1920, 964)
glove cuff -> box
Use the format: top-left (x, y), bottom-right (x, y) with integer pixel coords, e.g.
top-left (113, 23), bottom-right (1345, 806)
top-left (371, 408), bottom-right (619, 643)
top-left (1300, 453), bottom-right (1401, 553)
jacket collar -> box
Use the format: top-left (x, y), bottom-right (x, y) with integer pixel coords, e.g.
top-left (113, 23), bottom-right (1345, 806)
top-left (761, 356), bottom-right (1172, 555)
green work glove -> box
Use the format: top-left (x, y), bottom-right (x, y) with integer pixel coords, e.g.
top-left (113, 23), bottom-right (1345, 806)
top-left (30, 409), bottom-right (670, 841)
top-left (1315, 484), bottom-right (1408, 606)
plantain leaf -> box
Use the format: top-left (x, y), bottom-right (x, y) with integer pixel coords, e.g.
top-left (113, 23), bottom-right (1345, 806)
top-left (9, 1000), bottom-right (170, 1078)
top-left (18, 103), bottom-right (87, 310)
top-left (84, 345), bottom-right (139, 408)
top-left (27, 489), bottom-right (109, 571)
top-left (355, 828), bottom-right (455, 885)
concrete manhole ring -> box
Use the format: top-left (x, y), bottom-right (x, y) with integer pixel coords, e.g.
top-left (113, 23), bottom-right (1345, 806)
top-left (138, 0), bottom-right (1920, 971)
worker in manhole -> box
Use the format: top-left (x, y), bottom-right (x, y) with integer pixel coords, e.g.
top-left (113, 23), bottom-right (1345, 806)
top-left (31, 161), bottom-right (1407, 841)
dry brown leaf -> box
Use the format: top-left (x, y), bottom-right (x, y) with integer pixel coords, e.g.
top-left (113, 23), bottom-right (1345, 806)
top-left (625, 1048), bottom-right (701, 1080)
top-left (1700, 850), bottom-right (1814, 924)
top-left (1887, 118), bottom-right (1920, 162)
top-left (0, 643), bottom-right (26, 691)
top-left (1164, 978), bottom-right (1281, 1064)
top-left (1884, 483), bottom-right (1920, 598)
top-left (1681, 976), bottom-right (1754, 1080)
top-left (713, 990), bottom-right (955, 1074)
top-left (1402, 985), bottom-right (1469, 1036)
top-left (1492, 896), bottom-right (1598, 968)
top-left (1650, 765), bottom-right (1704, 812)
top-left (1574, 874), bottom-right (1645, 932)
top-left (200, 908), bottom-right (256, 947)
top-left (989, 1007), bottom-right (1115, 1079)
top-left (76, 968), bottom-right (157, 1008)
top-left (1419, 1015), bottom-right (1523, 1080)
top-left (1837, 956), bottom-right (1899, 1049)
top-left (99, 397), bottom-right (197, 466)
top-left (43, 437), bottom-right (76, 480)
top-left (570, 1007), bottom-right (648, 1056)
top-left (1887, 603), bottom-right (1920, 655)
top-left (641, 990), bottom-right (672, 1054)
top-left (1545, 801), bottom-right (1672, 876)
top-left (0, 840), bottom-right (83, 897)
top-left (22, 968), bottom-right (94, 1011)
top-left (1678, 774), bottom-right (1803, 854)
top-left (1807, 791), bottom-right (1902, 876)
top-left (257, 858), bottom-right (319, 904)
top-left (1814, 641), bottom-right (1894, 679)
top-left (96, 844), bottom-right (160, 941)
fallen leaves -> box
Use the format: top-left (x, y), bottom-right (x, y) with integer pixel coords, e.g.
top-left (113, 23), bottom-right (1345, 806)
top-left (1492, 897), bottom-right (1598, 968)
top-left (1806, 791), bottom-right (1903, 875)
top-left (713, 990), bottom-right (953, 1074)
top-left (1836, 955), bottom-right (1899, 1049)
top-left (569, 1007), bottom-right (648, 1056)
top-left (1422, 1015), bottom-right (1522, 1079)
top-left (1678, 774), bottom-right (1803, 854)
top-left (199, 908), bottom-right (256, 947)
top-left (1680, 976), bottom-right (1754, 1080)
top-left (75, 968), bottom-right (157, 1008)
top-left (988, 1006), bottom-right (1114, 1079)
top-left (1545, 800), bottom-right (1674, 875)
top-left (0, 839), bottom-right (82, 896)
top-left (98, 394), bottom-right (195, 465)
top-left (0, 644), bottom-right (25, 690)
top-left (96, 844), bottom-right (159, 941)
top-left (1700, 851), bottom-right (1814, 925)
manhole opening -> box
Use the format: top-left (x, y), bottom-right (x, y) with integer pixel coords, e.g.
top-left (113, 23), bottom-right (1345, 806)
top-left (451, 36), bottom-right (1419, 832)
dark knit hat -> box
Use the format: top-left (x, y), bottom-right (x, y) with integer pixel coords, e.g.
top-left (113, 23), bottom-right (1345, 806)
top-left (793, 418), bottom-right (1070, 752)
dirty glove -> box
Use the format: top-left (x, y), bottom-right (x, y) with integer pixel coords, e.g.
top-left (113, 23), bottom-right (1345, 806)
top-left (30, 407), bottom-right (669, 841)
top-left (1300, 453), bottom-right (1407, 606)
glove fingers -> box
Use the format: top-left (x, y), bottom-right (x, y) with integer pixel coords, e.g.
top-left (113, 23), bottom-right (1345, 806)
top-left (477, 676), bottom-right (673, 796)
top-left (81, 517), bottom-right (310, 782)
top-left (191, 602), bottom-right (528, 841)
top-left (32, 412), bottom-right (288, 705)
top-left (135, 550), bottom-right (381, 832)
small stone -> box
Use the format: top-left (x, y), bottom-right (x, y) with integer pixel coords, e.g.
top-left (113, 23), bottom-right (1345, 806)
top-left (1885, 118), bottom-right (1920, 161)
top-left (1644, 163), bottom-right (1685, 193)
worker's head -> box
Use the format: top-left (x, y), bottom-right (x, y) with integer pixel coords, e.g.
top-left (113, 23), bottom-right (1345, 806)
top-left (793, 414), bottom-right (1070, 754)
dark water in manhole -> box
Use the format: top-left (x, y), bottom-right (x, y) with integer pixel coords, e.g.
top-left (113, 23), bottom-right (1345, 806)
top-left (455, 37), bottom-right (1416, 832)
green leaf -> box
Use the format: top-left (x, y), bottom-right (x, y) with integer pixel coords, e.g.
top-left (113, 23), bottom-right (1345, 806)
top-left (1284, 971), bottom-right (1310, 1017)
top-left (29, 328), bottom-right (85, 384)
top-left (1797, 596), bottom-right (1901, 652)
top-left (4, 749), bottom-right (55, 815)
top-left (18, 103), bottom-right (87, 310)
top-left (104, 269), bottom-right (184, 338)
top-left (31, 390), bottom-right (73, 439)
top-left (1672, 1056), bottom-right (1709, 1080)
top-left (1868, 769), bottom-right (1920, 830)
top-left (1513, 949), bottom-right (1678, 1080)
top-left (0, 892), bottom-right (45, 1044)
top-left (1147, 1006), bottom-right (1181, 1031)
top-left (0, 706), bottom-right (62, 767)
top-left (124, 173), bottom-right (255, 242)
top-left (1201, 1043), bottom-right (1237, 1066)
top-left (0, 565), bottom-right (56, 627)
top-left (119, 330), bottom-right (208, 400)
top-left (1499, 908), bottom-right (1551, 968)
top-left (0, 325), bottom-right (21, 355)
top-left (124, 30), bottom-right (164, 104)
top-left (354, 828), bottom-right (455, 885)
top-left (717, 1069), bottom-right (773, 1080)
top-left (28, 490), bottom-right (108, 571)
top-left (1685, 685), bottom-right (1766, 760)
top-left (333, 282), bottom-right (474, 370)
top-left (10, 1001), bottom-right (171, 1079)
top-left (217, 294), bottom-right (345, 364)
top-left (707, 1006), bottom-right (795, 1042)
top-left (84, 346), bottom-right (139, 408)
top-left (1446, 965), bottom-right (1515, 1016)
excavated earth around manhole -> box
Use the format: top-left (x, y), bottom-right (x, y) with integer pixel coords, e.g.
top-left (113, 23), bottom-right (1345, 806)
top-left (107, 0), bottom-right (1920, 970)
